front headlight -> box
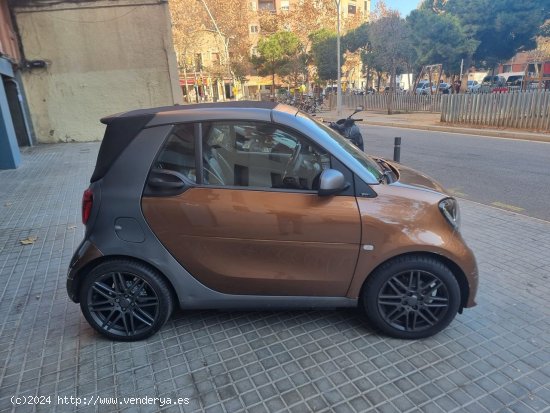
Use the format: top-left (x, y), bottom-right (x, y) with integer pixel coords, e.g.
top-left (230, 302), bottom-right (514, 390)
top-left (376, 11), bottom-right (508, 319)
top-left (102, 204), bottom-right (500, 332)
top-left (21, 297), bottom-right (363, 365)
top-left (439, 197), bottom-right (461, 230)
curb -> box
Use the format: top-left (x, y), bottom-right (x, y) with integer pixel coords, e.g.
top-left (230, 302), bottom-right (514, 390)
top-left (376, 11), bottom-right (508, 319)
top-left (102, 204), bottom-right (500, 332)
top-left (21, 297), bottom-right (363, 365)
top-left (362, 121), bottom-right (550, 143)
top-left (318, 112), bottom-right (550, 143)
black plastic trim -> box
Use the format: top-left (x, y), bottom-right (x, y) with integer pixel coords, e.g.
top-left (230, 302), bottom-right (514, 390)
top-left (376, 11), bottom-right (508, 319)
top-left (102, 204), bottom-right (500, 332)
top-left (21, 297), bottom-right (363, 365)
top-left (354, 174), bottom-right (378, 198)
top-left (91, 113), bottom-right (155, 182)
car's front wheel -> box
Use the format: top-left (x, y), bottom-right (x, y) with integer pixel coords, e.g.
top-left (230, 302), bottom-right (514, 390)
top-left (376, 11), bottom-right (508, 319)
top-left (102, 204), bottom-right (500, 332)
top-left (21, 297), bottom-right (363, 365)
top-left (362, 255), bottom-right (460, 339)
top-left (79, 260), bottom-right (174, 341)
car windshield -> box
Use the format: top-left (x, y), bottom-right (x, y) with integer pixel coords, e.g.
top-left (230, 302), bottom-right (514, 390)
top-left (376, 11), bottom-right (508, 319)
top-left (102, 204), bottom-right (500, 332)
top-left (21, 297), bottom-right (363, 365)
top-left (296, 112), bottom-right (384, 181)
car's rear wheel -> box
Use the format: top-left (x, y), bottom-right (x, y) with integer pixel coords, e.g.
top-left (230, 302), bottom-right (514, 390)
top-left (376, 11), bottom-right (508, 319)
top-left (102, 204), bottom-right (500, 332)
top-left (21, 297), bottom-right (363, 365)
top-left (362, 255), bottom-right (460, 339)
top-left (79, 260), bottom-right (173, 341)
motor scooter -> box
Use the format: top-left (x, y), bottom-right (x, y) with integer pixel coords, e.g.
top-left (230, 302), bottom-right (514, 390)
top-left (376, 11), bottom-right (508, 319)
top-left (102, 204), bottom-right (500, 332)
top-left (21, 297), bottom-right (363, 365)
top-left (328, 106), bottom-right (365, 151)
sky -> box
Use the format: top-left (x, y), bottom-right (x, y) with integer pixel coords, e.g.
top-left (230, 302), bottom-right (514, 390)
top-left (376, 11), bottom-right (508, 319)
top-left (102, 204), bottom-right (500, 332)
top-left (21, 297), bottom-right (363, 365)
top-left (372, 0), bottom-right (419, 17)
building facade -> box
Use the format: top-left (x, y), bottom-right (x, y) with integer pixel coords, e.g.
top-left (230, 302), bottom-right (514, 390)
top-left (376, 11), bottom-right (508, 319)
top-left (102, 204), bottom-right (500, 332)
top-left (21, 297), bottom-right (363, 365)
top-left (498, 51), bottom-right (550, 80)
top-left (11, 0), bottom-right (182, 143)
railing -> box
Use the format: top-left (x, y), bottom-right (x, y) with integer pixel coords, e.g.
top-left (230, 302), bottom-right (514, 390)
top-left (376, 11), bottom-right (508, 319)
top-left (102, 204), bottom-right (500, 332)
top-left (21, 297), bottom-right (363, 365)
top-left (440, 90), bottom-right (550, 131)
top-left (329, 93), bottom-right (444, 113)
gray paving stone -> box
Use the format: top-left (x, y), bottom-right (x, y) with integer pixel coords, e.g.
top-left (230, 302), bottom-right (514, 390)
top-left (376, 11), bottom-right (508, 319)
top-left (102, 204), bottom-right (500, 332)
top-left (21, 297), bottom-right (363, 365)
top-left (1, 142), bottom-right (550, 413)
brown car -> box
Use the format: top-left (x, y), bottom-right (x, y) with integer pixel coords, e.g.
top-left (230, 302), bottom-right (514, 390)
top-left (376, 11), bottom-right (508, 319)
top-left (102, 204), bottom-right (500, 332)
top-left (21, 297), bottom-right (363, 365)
top-left (67, 101), bottom-right (478, 341)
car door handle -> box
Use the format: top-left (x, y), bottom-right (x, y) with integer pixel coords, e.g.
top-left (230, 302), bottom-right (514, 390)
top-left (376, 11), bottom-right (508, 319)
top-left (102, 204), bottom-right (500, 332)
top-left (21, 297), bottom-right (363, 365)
top-left (146, 169), bottom-right (187, 192)
top-left (148, 178), bottom-right (185, 189)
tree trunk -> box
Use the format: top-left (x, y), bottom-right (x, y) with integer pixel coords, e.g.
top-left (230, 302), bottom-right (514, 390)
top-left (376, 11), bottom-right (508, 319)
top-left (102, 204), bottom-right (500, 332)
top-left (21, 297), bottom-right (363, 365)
top-left (435, 66), bottom-right (443, 94)
top-left (387, 63), bottom-right (396, 115)
top-left (407, 65), bottom-right (412, 95)
top-left (271, 72), bottom-right (275, 100)
top-left (365, 66), bottom-right (371, 93)
top-left (460, 56), bottom-right (472, 93)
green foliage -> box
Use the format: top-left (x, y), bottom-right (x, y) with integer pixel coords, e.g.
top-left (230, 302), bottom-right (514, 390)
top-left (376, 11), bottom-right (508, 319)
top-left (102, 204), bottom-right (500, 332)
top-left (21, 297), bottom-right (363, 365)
top-left (344, 23), bottom-right (369, 53)
top-left (251, 31), bottom-right (301, 89)
top-left (407, 8), bottom-right (478, 74)
top-left (440, 0), bottom-right (550, 67)
top-left (309, 29), bottom-right (344, 81)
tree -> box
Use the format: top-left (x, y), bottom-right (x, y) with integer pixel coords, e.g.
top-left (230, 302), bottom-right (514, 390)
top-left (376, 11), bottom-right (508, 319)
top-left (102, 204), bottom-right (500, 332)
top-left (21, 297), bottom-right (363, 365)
top-left (368, 14), bottom-right (411, 113)
top-left (437, 0), bottom-right (550, 69)
top-left (407, 9), bottom-right (478, 77)
top-left (170, 0), bottom-right (252, 88)
top-left (309, 29), bottom-right (344, 82)
top-left (251, 31), bottom-right (301, 95)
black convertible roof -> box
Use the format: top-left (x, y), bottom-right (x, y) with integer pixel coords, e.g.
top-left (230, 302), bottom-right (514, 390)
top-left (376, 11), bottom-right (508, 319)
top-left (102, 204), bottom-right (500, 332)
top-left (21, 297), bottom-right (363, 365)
top-left (100, 101), bottom-right (279, 125)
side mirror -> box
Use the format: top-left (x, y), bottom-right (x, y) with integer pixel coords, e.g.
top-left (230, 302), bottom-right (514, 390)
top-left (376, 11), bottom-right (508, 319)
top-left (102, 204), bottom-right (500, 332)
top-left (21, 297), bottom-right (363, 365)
top-left (356, 106), bottom-right (364, 112)
top-left (318, 169), bottom-right (349, 196)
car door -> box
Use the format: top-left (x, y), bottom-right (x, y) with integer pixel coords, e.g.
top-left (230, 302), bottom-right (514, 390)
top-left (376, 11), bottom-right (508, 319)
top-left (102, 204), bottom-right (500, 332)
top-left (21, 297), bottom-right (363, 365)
top-left (141, 121), bottom-right (362, 297)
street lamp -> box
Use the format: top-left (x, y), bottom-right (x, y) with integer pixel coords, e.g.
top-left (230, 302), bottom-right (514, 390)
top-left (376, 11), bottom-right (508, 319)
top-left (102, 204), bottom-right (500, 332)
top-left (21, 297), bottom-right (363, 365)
top-left (335, 0), bottom-right (342, 115)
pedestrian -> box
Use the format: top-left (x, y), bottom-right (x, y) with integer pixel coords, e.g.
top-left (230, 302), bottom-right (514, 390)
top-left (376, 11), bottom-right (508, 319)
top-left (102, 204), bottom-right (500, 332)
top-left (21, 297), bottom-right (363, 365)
top-left (454, 79), bottom-right (461, 94)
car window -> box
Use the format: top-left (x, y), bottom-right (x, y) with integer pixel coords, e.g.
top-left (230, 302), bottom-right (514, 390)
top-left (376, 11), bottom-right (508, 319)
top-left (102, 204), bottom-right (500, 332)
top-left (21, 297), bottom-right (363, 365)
top-left (202, 121), bottom-right (331, 190)
top-left (154, 123), bottom-right (196, 182)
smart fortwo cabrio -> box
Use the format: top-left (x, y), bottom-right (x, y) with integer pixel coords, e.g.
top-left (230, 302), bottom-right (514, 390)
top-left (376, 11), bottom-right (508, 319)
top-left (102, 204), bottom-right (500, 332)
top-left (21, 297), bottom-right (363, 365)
top-left (67, 101), bottom-right (478, 341)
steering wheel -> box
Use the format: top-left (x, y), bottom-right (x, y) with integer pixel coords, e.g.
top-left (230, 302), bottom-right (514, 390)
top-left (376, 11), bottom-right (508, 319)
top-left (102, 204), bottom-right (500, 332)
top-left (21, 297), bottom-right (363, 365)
top-left (283, 143), bottom-right (302, 181)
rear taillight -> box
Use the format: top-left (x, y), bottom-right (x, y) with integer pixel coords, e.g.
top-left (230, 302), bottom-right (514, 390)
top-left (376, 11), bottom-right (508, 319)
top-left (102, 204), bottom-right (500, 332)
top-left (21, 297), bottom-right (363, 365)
top-left (82, 188), bottom-right (93, 225)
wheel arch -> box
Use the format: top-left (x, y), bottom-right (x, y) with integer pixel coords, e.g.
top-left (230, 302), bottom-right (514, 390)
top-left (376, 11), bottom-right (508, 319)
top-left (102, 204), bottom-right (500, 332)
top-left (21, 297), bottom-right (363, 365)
top-left (70, 255), bottom-right (179, 305)
top-left (359, 251), bottom-right (470, 312)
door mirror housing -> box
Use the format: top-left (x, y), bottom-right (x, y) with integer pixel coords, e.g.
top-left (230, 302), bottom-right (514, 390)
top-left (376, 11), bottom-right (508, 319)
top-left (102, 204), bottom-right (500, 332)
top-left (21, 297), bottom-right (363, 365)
top-left (318, 169), bottom-right (349, 196)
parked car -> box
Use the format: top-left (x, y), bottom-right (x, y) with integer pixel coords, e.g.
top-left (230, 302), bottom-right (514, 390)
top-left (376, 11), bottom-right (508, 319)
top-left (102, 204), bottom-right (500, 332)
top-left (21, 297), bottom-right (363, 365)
top-left (504, 75), bottom-right (524, 87)
top-left (438, 82), bottom-right (452, 93)
top-left (480, 75), bottom-right (506, 92)
top-left (466, 80), bottom-right (481, 93)
top-left (67, 101), bottom-right (478, 341)
top-left (416, 82), bottom-right (434, 95)
top-left (323, 86), bottom-right (338, 95)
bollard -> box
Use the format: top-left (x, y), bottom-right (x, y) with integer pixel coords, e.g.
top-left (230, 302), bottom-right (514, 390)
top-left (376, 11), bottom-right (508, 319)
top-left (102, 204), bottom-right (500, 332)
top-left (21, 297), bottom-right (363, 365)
top-left (393, 137), bottom-right (401, 163)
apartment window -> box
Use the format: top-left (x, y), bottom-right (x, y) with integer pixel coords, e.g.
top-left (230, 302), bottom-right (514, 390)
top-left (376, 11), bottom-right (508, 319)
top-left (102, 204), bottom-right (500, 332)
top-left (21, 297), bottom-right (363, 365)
top-left (280, 0), bottom-right (289, 11)
top-left (258, 0), bottom-right (275, 11)
top-left (348, 4), bottom-right (357, 14)
top-left (211, 53), bottom-right (220, 64)
top-left (249, 1), bottom-right (257, 11)
top-left (250, 25), bottom-right (259, 33)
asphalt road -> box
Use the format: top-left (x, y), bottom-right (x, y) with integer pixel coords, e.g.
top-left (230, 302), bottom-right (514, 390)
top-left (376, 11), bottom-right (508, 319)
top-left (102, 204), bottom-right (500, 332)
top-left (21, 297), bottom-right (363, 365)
top-left (359, 125), bottom-right (550, 221)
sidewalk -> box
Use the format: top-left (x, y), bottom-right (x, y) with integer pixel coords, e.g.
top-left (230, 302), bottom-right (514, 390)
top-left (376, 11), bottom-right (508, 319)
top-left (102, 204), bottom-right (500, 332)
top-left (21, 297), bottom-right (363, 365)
top-left (0, 143), bottom-right (549, 413)
top-left (319, 109), bottom-right (550, 142)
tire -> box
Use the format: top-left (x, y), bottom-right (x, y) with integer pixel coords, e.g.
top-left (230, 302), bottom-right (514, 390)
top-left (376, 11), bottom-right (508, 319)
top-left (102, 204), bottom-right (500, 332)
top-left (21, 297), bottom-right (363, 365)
top-left (79, 259), bottom-right (174, 341)
top-left (362, 255), bottom-right (460, 339)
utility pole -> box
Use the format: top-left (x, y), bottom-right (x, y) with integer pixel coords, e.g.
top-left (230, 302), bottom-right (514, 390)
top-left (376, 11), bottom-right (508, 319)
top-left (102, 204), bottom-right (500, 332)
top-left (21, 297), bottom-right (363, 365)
top-left (336, 0), bottom-right (342, 115)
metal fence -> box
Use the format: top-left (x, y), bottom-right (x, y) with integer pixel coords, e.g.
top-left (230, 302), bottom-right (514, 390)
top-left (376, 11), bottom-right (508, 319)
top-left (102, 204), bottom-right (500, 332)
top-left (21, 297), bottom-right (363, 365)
top-left (441, 90), bottom-right (550, 131)
top-left (329, 93), bottom-right (443, 113)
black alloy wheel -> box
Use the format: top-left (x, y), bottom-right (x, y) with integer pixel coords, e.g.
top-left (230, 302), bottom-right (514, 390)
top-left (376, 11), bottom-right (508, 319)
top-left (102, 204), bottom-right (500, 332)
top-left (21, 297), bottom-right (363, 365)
top-left (363, 255), bottom-right (460, 339)
top-left (80, 260), bottom-right (173, 341)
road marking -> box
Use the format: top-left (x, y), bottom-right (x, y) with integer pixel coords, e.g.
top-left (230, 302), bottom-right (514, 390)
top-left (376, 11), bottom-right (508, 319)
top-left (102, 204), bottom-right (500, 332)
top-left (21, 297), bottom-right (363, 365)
top-left (491, 201), bottom-right (525, 212)
top-left (448, 188), bottom-right (467, 197)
